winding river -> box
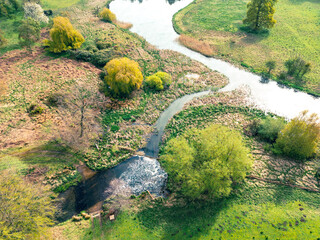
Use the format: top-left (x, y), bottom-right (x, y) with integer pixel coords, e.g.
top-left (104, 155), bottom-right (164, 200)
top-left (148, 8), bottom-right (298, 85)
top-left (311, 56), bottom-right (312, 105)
top-left (109, 0), bottom-right (320, 119)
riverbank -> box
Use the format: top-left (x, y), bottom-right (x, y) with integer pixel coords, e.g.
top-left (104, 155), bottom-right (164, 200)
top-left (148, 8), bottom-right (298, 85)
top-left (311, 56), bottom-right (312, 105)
top-left (173, 0), bottom-right (320, 97)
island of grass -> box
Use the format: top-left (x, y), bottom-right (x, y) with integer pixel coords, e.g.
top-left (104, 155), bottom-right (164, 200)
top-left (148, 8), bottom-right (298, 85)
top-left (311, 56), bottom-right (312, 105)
top-left (173, 0), bottom-right (320, 96)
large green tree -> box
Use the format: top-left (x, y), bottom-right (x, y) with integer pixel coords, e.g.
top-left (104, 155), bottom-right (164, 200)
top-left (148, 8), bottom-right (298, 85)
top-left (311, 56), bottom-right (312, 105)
top-left (161, 124), bottom-right (253, 200)
top-left (243, 0), bottom-right (277, 31)
top-left (0, 170), bottom-right (55, 239)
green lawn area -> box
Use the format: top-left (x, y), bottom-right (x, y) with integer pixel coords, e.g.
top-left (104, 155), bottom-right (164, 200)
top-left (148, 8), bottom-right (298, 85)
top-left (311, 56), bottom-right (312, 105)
top-left (0, 13), bottom-right (23, 55)
top-left (80, 183), bottom-right (320, 240)
top-left (174, 0), bottom-right (320, 95)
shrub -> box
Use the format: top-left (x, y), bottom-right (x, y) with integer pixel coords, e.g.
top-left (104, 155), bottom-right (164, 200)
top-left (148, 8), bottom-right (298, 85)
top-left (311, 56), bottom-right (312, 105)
top-left (28, 104), bottom-right (44, 115)
top-left (99, 8), bottom-right (116, 23)
top-left (110, 125), bottom-right (120, 132)
top-left (0, 29), bottom-right (7, 47)
top-left (275, 110), bottom-right (320, 160)
top-left (155, 71), bottom-right (172, 88)
top-left (95, 39), bottom-right (112, 50)
top-left (23, 2), bottom-right (48, 23)
top-left (284, 57), bottom-right (311, 79)
top-left (145, 75), bottom-right (163, 91)
top-left (103, 57), bottom-right (143, 97)
top-left (161, 124), bottom-right (252, 199)
top-left (44, 16), bottom-right (85, 53)
top-left (18, 17), bottom-right (41, 49)
top-left (265, 60), bottom-right (276, 74)
top-left (258, 116), bottom-right (286, 143)
top-left (144, 71), bottom-right (172, 91)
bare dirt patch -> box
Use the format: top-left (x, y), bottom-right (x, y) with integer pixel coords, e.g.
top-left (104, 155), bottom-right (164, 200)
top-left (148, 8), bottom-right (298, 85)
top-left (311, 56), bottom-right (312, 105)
top-left (0, 47), bottom-right (105, 150)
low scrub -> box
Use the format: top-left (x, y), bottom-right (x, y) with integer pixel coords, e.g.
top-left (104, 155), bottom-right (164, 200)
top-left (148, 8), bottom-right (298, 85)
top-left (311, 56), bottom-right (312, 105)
top-left (257, 116), bottom-right (286, 143)
top-left (178, 34), bottom-right (214, 57)
top-left (99, 8), bottom-right (116, 23)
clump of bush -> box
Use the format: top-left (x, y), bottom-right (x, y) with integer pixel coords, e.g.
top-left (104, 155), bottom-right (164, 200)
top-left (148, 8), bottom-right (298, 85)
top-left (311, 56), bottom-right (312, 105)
top-left (257, 116), bottom-right (286, 143)
top-left (161, 124), bottom-right (252, 200)
top-left (145, 75), bottom-right (163, 91)
top-left (274, 110), bottom-right (320, 160)
top-left (103, 57), bottom-right (143, 97)
top-left (28, 104), bottom-right (44, 115)
top-left (23, 2), bottom-right (48, 23)
top-left (44, 16), bottom-right (85, 53)
top-left (95, 38), bottom-right (112, 50)
top-left (99, 8), bottom-right (116, 23)
top-left (18, 17), bottom-right (41, 50)
top-left (285, 57), bottom-right (311, 79)
top-left (144, 71), bottom-right (172, 91)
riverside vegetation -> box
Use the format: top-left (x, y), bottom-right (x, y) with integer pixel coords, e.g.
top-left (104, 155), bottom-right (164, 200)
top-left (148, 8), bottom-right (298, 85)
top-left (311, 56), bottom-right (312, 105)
top-left (0, 0), bottom-right (320, 239)
top-left (173, 0), bottom-right (320, 96)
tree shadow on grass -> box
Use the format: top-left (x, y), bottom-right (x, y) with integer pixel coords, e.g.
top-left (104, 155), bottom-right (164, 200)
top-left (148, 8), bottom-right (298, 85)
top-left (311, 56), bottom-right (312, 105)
top-left (137, 196), bottom-right (232, 239)
top-left (238, 26), bottom-right (270, 44)
top-left (18, 140), bottom-right (81, 168)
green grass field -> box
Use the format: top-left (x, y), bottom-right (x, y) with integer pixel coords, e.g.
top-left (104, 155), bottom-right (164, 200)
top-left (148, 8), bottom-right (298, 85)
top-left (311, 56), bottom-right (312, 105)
top-left (174, 0), bottom-right (320, 95)
top-left (79, 183), bottom-right (320, 240)
top-left (41, 0), bottom-right (83, 9)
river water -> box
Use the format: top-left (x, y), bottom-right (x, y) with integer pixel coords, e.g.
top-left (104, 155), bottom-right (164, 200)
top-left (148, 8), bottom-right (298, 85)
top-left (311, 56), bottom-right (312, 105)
top-left (109, 0), bottom-right (320, 119)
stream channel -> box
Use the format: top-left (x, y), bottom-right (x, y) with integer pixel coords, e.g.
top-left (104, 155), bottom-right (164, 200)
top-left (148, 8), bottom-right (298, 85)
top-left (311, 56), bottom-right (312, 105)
top-left (58, 0), bottom-right (320, 220)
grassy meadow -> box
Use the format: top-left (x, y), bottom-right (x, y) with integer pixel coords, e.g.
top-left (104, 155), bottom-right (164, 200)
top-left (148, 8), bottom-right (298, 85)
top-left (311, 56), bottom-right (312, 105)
top-left (79, 185), bottom-right (320, 240)
top-left (173, 0), bottom-right (320, 95)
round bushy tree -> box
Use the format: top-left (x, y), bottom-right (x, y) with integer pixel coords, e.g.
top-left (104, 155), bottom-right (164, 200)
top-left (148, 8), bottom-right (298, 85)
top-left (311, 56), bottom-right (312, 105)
top-left (104, 57), bottom-right (143, 97)
top-left (44, 16), bottom-right (85, 53)
top-left (99, 8), bottom-right (116, 23)
top-left (161, 124), bottom-right (252, 199)
top-left (275, 111), bottom-right (320, 160)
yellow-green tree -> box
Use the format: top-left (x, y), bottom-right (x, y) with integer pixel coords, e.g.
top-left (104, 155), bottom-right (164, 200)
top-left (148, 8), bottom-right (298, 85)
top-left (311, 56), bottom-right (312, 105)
top-left (0, 170), bottom-right (55, 239)
top-left (243, 0), bottom-right (277, 31)
top-left (44, 16), bottom-right (85, 53)
top-left (161, 124), bottom-right (252, 199)
top-left (99, 8), bottom-right (116, 23)
top-left (275, 111), bottom-right (320, 160)
top-left (104, 57), bottom-right (143, 97)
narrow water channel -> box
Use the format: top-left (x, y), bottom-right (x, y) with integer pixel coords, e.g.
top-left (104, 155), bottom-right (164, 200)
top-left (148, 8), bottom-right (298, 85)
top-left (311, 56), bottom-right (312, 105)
top-left (110, 0), bottom-right (320, 119)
